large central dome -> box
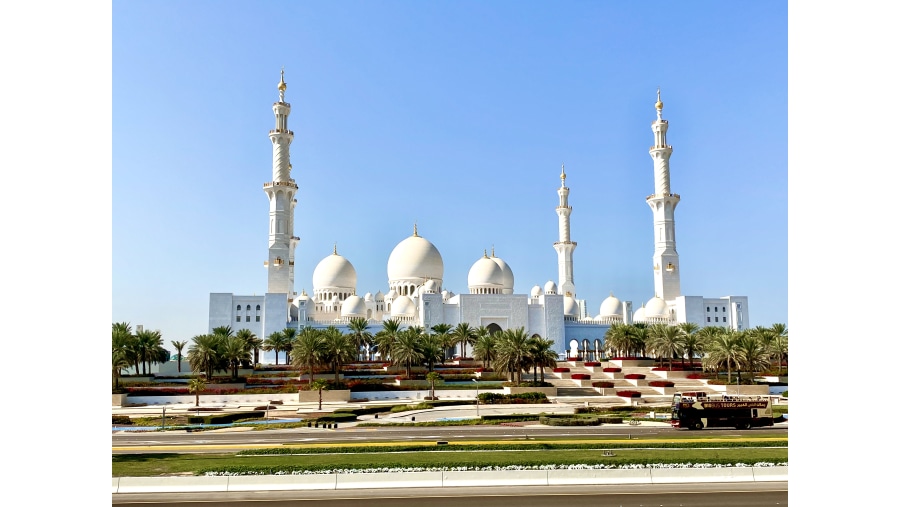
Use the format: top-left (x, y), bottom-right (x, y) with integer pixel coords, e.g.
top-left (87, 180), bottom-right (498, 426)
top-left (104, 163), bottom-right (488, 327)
top-left (387, 232), bottom-right (444, 282)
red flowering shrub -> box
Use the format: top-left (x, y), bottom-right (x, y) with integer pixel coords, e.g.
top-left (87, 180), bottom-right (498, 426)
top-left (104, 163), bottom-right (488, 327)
top-left (571, 373), bottom-right (591, 380)
top-left (584, 362), bottom-right (602, 367)
top-left (616, 390), bottom-right (641, 398)
top-left (553, 367), bottom-right (570, 373)
top-left (624, 373), bottom-right (646, 379)
top-left (686, 373), bottom-right (707, 379)
top-left (602, 367), bottom-right (622, 373)
top-left (592, 381), bottom-right (615, 388)
top-left (648, 380), bottom-right (675, 388)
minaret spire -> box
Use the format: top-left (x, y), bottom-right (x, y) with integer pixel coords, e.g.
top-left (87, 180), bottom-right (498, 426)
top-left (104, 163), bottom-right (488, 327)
top-left (647, 88), bottom-right (681, 301)
top-left (553, 165), bottom-right (577, 297)
top-left (264, 69), bottom-right (299, 295)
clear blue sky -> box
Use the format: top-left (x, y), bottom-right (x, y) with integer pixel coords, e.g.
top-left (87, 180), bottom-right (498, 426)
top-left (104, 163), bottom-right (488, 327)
top-left (112, 1), bottom-right (787, 350)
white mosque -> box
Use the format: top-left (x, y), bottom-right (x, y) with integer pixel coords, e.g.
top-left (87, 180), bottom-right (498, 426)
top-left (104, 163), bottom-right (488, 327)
top-left (208, 72), bottom-right (749, 363)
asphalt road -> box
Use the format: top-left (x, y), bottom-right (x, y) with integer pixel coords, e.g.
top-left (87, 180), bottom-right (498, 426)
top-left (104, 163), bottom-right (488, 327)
top-left (112, 482), bottom-right (789, 506)
top-left (112, 422), bottom-right (787, 454)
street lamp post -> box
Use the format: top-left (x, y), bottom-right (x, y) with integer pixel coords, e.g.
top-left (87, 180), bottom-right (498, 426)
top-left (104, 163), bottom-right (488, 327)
top-left (161, 405), bottom-right (166, 430)
top-left (472, 379), bottom-right (479, 417)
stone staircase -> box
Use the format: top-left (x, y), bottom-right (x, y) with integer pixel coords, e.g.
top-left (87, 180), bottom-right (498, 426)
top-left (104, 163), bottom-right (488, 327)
top-left (541, 361), bottom-right (719, 402)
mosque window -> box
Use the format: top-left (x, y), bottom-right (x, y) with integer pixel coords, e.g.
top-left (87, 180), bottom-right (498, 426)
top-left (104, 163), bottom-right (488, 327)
top-left (256, 305), bottom-right (261, 311)
top-left (706, 306), bottom-right (709, 312)
top-left (715, 317), bottom-right (719, 322)
top-left (256, 316), bottom-right (260, 322)
top-left (707, 317), bottom-right (711, 322)
top-left (236, 316), bottom-right (241, 322)
top-left (237, 305), bottom-right (242, 311)
top-left (723, 316), bottom-right (726, 323)
top-left (714, 307), bottom-right (718, 312)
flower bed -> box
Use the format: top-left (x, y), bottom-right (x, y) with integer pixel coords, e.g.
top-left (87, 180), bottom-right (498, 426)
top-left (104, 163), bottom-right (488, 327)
top-left (624, 373), bottom-right (646, 379)
top-left (591, 381), bottom-right (615, 388)
top-left (570, 373), bottom-right (591, 380)
top-left (648, 380), bottom-right (675, 388)
top-left (603, 367), bottom-right (622, 373)
top-left (616, 390), bottom-right (642, 398)
top-left (584, 362), bottom-right (602, 367)
top-left (552, 367), bottom-right (570, 373)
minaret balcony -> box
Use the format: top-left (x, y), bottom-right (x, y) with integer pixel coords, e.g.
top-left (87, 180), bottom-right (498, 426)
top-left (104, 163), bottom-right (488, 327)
top-left (263, 181), bottom-right (299, 190)
top-left (645, 193), bottom-right (680, 200)
top-left (272, 102), bottom-right (291, 107)
top-left (649, 145), bottom-right (672, 150)
top-left (269, 129), bottom-right (294, 135)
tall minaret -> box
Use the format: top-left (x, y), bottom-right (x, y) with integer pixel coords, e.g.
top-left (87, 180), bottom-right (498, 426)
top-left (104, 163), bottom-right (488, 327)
top-left (263, 69), bottom-right (299, 295)
top-left (553, 164), bottom-right (577, 297)
top-left (646, 89), bottom-right (681, 300)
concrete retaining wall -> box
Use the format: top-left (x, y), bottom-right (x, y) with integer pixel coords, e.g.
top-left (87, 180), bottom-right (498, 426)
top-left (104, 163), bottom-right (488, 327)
top-left (113, 467), bottom-right (787, 494)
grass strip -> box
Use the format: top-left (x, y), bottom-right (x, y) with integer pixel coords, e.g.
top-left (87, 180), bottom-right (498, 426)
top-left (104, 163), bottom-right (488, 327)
top-left (114, 447), bottom-right (787, 477)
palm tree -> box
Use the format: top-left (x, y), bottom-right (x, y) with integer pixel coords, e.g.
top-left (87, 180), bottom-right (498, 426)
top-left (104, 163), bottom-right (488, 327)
top-left (347, 317), bottom-right (374, 361)
top-left (263, 331), bottom-right (288, 365)
top-left (735, 333), bottom-right (771, 383)
top-left (426, 371), bottom-right (442, 400)
top-left (430, 323), bottom-right (454, 361)
top-left (649, 324), bottom-right (684, 370)
top-left (495, 327), bottom-right (530, 383)
top-left (235, 329), bottom-right (261, 367)
top-left (375, 319), bottom-right (402, 363)
top-left (322, 326), bottom-right (356, 383)
top-left (677, 322), bottom-right (702, 368)
top-left (603, 323), bottom-right (630, 358)
top-left (452, 322), bottom-right (477, 359)
top-left (309, 378), bottom-right (329, 410)
top-left (392, 327), bottom-right (424, 378)
top-left (188, 375), bottom-right (206, 407)
top-left (528, 336), bottom-right (557, 383)
top-left (112, 348), bottom-right (130, 390)
top-left (628, 323), bottom-right (650, 358)
top-left (420, 333), bottom-right (444, 372)
top-left (705, 328), bottom-right (742, 383)
top-left (135, 328), bottom-right (164, 375)
top-left (769, 323), bottom-right (788, 373)
top-left (473, 331), bottom-right (498, 369)
top-left (113, 322), bottom-right (138, 377)
top-left (281, 327), bottom-right (298, 364)
top-left (292, 327), bottom-right (325, 383)
top-left (171, 340), bottom-right (187, 372)
top-left (187, 334), bottom-right (220, 379)
top-left (221, 336), bottom-right (250, 380)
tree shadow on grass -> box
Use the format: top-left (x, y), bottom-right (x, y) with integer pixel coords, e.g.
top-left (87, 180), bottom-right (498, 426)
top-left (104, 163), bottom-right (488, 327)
top-left (113, 453), bottom-right (182, 463)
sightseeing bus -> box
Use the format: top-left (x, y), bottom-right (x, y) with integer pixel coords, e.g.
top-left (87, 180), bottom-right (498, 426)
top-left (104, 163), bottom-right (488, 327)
top-left (670, 391), bottom-right (774, 430)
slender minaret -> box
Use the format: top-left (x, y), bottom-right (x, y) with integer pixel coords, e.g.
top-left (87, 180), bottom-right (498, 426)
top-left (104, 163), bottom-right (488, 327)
top-left (263, 69), bottom-right (299, 295)
top-left (553, 164), bottom-right (577, 297)
top-left (646, 89), bottom-right (681, 300)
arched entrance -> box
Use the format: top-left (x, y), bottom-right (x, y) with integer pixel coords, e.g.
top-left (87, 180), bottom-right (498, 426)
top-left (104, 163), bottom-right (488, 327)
top-left (486, 323), bottom-right (503, 335)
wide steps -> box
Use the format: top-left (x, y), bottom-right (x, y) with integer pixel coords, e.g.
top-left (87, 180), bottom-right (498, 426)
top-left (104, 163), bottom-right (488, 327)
top-left (556, 387), bottom-right (603, 397)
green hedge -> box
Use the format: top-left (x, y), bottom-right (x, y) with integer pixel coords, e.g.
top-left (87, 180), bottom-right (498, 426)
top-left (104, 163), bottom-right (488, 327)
top-left (112, 415), bottom-right (132, 425)
top-left (313, 412), bottom-right (358, 422)
top-left (187, 411), bottom-right (265, 424)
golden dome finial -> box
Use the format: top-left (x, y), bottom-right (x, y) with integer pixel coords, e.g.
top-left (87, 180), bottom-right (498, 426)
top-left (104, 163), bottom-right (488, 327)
top-left (484, 249), bottom-right (488, 259)
top-left (333, 243), bottom-right (338, 255)
top-left (413, 222), bottom-right (418, 237)
top-left (655, 87), bottom-right (663, 110)
top-left (278, 67), bottom-right (287, 92)
top-left (491, 245), bottom-right (495, 257)
top-left (560, 163), bottom-right (566, 182)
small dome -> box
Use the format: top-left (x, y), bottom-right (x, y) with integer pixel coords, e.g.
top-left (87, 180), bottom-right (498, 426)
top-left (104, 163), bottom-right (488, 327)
top-left (387, 233), bottom-right (444, 283)
top-left (364, 292), bottom-right (374, 302)
top-left (468, 255), bottom-right (504, 291)
top-left (312, 252), bottom-right (357, 291)
top-left (341, 295), bottom-right (368, 318)
top-left (531, 285), bottom-right (543, 297)
top-left (386, 289), bottom-right (398, 300)
top-left (296, 290), bottom-right (310, 302)
top-left (544, 280), bottom-right (558, 295)
top-left (599, 293), bottom-right (623, 318)
top-left (645, 296), bottom-right (668, 318)
top-left (391, 295), bottom-right (416, 317)
top-left (422, 279), bottom-right (439, 294)
top-left (563, 295), bottom-right (578, 317)
top-left (491, 255), bottom-right (514, 293)
top-left (374, 290), bottom-right (385, 301)
top-left (633, 305), bottom-right (646, 322)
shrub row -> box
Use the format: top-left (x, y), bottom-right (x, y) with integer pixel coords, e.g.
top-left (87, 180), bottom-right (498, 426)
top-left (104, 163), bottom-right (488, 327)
top-left (583, 362), bottom-right (602, 367)
top-left (478, 392), bottom-right (549, 404)
top-left (624, 373), bottom-right (646, 379)
top-left (603, 367), bottom-right (622, 373)
top-left (648, 380), bottom-right (675, 388)
top-left (570, 373), bottom-right (591, 380)
top-left (187, 411), bottom-right (265, 424)
top-left (616, 390), bottom-right (642, 398)
top-left (591, 381), bottom-right (615, 388)
top-left (552, 367), bottom-right (570, 373)
top-left (539, 416), bottom-right (601, 426)
top-left (112, 415), bottom-right (132, 425)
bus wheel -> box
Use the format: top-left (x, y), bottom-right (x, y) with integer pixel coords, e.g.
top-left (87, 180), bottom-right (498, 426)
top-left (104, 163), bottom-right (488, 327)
top-left (736, 422), bottom-right (750, 430)
top-left (692, 421), bottom-right (704, 430)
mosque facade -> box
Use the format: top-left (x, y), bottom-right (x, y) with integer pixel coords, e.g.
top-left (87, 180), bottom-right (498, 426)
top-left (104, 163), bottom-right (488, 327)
top-left (208, 73), bottom-right (750, 363)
